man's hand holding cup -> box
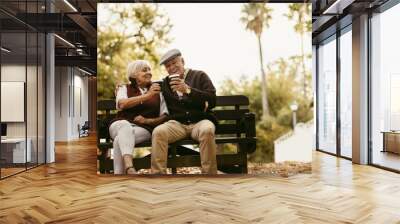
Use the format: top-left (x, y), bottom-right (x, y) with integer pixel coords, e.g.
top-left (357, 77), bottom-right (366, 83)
top-left (169, 74), bottom-right (188, 97)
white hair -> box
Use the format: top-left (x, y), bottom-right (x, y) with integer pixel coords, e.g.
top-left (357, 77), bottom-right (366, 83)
top-left (126, 60), bottom-right (151, 80)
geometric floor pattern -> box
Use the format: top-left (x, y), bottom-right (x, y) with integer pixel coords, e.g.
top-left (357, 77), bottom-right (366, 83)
top-left (1, 136), bottom-right (400, 223)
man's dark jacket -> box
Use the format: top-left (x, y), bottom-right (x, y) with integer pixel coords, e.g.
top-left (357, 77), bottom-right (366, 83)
top-left (161, 69), bottom-right (218, 125)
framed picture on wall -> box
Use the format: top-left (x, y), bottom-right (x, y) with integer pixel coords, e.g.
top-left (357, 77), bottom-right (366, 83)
top-left (1, 81), bottom-right (25, 122)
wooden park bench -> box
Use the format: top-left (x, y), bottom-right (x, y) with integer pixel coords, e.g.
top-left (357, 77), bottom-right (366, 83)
top-left (97, 95), bottom-right (257, 174)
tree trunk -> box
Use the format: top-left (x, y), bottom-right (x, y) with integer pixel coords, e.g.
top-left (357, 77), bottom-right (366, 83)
top-left (301, 31), bottom-right (307, 100)
top-left (300, 4), bottom-right (307, 100)
top-left (257, 35), bottom-right (269, 119)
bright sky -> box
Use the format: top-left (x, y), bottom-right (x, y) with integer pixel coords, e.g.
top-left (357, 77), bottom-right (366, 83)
top-left (99, 3), bottom-right (312, 88)
top-left (159, 3), bottom-right (311, 87)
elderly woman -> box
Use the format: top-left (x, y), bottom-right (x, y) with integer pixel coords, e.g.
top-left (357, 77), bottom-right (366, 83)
top-left (109, 60), bottom-right (168, 174)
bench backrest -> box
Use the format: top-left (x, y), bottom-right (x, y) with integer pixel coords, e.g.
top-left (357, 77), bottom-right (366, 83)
top-left (97, 95), bottom-right (253, 141)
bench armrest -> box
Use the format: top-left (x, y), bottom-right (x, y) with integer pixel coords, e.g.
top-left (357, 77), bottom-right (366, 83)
top-left (239, 112), bottom-right (257, 154)
top-left (242, 112), bottom-right (256, 138)
top-left (97, 118), bottom-right (112, 144)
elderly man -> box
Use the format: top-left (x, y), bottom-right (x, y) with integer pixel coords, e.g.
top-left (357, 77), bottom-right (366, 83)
top-left (151, 49), bottom-right (218, 174)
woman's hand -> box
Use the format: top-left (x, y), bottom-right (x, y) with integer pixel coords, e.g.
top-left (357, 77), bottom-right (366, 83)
top-left (134, 114), bottom-right (167, 127)
top-left (133, 115), bottom-right (148, 125)
top-left (133, 115), bottom-right (157, 126)
top-left (146, 83), bottom-right (161, 97)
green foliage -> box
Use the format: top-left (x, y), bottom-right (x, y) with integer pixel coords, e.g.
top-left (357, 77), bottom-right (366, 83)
top-left (285, 3), bottom-right (312, 34)
top-left (97, 4), bottom-right (172, 100)
top-left (219, 76), bottom-right (263, 122)
top-left (285, 3), bottom-right (312, 99)
top-left (219, 56), bottom-right (313, 162)
top-left (240, 3), bottom-right (273, 37)
top-left (252, 117), bottom-right (290, 163)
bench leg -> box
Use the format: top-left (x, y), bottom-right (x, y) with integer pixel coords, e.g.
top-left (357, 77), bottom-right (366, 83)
top-left (98, 148), bottom-right (109, 174)
top-left (239, 145), bottom-right (248, 174)
top-left (240, 156), bottom-right (248, 174)
top-left (170, 145), bottom-right (177, 174)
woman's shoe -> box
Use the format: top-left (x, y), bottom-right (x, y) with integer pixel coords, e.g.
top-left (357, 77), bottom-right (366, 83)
top-left (125, 167), bottom-right (137, 175)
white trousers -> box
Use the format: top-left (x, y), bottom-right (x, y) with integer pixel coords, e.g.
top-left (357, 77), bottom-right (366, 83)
top-left (109, 120), bottom-right (151, 174)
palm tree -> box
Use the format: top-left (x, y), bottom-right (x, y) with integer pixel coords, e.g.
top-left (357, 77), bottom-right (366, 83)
top-left (240, 3), bottom-right (273, 119)
top-left (285, 3), bottom-right (311, 99)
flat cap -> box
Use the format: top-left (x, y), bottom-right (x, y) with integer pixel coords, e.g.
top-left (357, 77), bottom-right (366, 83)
top-left (159, 49), bottom-right (181, 65)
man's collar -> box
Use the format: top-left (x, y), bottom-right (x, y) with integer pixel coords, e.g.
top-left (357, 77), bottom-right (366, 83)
top-left (183, 69), bottom-right (189, 80)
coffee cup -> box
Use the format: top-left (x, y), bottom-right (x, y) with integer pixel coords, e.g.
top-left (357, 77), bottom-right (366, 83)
top-left (169, 74), bottom-right (180, 81)
top-left (169, 74), bottom-right (183, 97)
top-left (152, 80), bottom-right (163, 85)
